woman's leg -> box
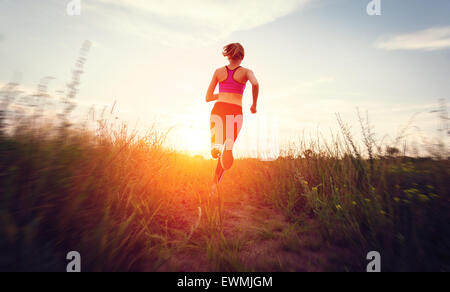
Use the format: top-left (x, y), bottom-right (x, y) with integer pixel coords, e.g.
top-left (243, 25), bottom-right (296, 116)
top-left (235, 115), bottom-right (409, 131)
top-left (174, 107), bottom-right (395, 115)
top-left (220, 113), bottom-right (243, 171)
top-left (210, 104), bottom-right (224, 196)
top-left (210, 103), bottom-right (243, 185)
top-left (215, 158), bottom-right (225, 183)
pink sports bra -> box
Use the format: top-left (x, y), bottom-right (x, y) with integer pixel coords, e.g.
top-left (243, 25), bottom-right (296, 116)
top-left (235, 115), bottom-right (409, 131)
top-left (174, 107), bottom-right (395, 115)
top-left (219, 66), bottom-right (246, 95)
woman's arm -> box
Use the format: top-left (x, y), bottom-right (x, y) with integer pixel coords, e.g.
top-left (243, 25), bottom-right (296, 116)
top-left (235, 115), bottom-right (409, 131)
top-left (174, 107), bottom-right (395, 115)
top-left (247, 70), bottom-right (259, 114)
top-left (206, 70), bottom-right (219, 103)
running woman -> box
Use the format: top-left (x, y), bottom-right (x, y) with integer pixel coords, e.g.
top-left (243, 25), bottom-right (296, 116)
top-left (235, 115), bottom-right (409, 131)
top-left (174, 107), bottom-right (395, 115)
top-left (205, 43), bottom-right (260, 197)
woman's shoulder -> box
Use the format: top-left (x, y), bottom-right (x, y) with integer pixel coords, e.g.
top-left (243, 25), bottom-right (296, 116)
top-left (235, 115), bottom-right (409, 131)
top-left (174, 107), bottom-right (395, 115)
top-left (236, 65), bottom-right (250, 71)
top-left (214, 66), bottom-right (228, 74)
top-left (238, 66), bottom-right (253, 75)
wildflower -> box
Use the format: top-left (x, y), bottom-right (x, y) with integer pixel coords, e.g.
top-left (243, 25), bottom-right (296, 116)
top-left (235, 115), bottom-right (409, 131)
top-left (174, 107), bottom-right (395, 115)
top-left (370, 186), bottom-right (376, 192)
top-left (365, 198), bottom-right (371, 203)
top-left (394, 197), bottom-right (400, 203)
top-left (336, 204), bottom-right (342, 210)
top-left (302, 180), bottom-right (309, 186)
top-left (427, 185), bottom-right (435, 190)
top-left (402, 162), bottom-right (415, 173)
top-left (418, 194), bottom-right (430, 203)
top-left (312, 187), bottom-right (318, 192)
top-left (402, 199), bottom-right (411, 204)
top-left (352, 201), bottom-right (357, 206)
top-left (430, 193), bottom-right (440, 199)
top-left (404, 188), bottom-right (419, 199)
top-left (380, 210), bottom-right (386, 215)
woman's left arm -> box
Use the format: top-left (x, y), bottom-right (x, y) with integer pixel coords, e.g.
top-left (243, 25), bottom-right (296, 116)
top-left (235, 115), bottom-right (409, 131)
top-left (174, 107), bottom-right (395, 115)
top-left (206, 70), bottom-right (219, 102)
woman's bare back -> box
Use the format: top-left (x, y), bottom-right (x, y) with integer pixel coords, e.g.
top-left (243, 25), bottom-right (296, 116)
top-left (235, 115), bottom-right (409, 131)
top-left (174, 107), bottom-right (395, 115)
top-left (216, 66), bottom-right (249, 85)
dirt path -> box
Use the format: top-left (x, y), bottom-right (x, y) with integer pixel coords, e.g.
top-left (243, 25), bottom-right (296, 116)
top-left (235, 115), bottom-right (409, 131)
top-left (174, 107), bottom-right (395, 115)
top-left (157, 189), bottom-right (343, 272)
top-left (222, 192), bottom-right (332, 272)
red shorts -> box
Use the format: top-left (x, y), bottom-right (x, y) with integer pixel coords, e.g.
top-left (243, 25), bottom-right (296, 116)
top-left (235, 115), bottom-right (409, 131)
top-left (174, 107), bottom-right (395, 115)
top-left (210, 102), bottom-right (243, 149)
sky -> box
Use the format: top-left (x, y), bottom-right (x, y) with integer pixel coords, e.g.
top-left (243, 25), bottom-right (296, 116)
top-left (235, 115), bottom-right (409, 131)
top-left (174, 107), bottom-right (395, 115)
top-left (0, 0), bottom-right (449, 158)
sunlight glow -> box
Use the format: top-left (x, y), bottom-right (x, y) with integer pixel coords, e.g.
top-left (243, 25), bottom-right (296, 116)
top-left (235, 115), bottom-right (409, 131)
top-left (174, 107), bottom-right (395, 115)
top-left (179, 126), bottom-right (210, 156)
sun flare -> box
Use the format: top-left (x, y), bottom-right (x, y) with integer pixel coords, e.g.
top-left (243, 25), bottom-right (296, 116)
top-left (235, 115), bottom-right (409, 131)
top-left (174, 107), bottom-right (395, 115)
top-left (177, 126), bottom-right (210, 156)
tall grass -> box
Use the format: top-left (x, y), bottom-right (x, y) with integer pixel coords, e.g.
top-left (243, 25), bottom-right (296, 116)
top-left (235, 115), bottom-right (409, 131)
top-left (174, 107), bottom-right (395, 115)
top-left (1, 105), bottom-right (449, 271)
top-left (224, 108), bottom-right (450, 272)
top-left (0, 46), bottom-right (448, 271)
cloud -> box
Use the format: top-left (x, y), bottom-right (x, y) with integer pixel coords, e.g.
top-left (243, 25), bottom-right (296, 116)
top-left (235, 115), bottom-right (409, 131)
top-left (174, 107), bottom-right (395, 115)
top-left (84, 0), bottom-right (311, 47)
top-left (376, 26), bottom-right (450, 51)
top-left (0, 33), bottom-right (4, 42)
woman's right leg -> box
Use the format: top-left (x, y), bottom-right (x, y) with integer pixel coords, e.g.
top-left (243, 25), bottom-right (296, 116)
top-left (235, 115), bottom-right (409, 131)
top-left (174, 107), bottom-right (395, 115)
top-left (220, 110), bottom-right (243, 171)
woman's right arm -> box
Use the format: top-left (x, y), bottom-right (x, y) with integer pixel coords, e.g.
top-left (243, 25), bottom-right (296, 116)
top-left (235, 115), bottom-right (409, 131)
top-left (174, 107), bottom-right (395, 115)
top-left (206, 70), bottom-right (219, 103)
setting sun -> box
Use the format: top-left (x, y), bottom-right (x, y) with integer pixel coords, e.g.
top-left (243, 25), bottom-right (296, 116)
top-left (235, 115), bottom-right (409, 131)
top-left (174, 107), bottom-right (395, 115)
top-left (179, 125), bottom-right (210, 156)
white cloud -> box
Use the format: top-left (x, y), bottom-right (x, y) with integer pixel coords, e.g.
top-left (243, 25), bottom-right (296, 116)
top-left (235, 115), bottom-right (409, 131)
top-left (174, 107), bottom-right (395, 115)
top-left (376, 26), bottom-right (450, 51)
top-left (85, 0), bottom-right (312, 47)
